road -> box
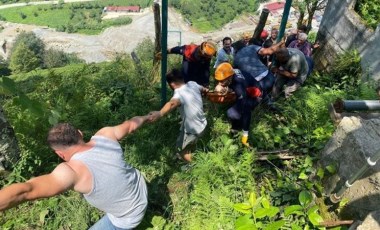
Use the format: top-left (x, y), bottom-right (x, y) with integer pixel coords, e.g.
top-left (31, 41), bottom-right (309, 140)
top-left (0, 2), bottom-right (257, 63)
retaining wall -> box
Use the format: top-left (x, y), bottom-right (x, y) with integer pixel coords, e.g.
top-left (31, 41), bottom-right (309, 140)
top-left (314, 0), bottom-right (380, 80)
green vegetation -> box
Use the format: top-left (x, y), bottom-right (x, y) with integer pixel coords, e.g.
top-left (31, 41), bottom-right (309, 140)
top-left (0, 0), bottom-right (153, 34)
top-left (0, 37), bottom-right (376, 229)
top-left (0, 0), bottom-right (153, 6)
top-left (8, 31), bottom-right (83, 73)
top-left (354, 0), bottom-right (380, 30)
top-left (169, 0), bottom-right (266, 32)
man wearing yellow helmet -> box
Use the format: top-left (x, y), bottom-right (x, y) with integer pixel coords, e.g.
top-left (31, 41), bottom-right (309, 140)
top-left (167, 41), bottom-right (216, 87)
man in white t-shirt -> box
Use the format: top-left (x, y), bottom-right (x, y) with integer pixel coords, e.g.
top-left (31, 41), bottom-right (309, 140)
top-left (149, 69), bottom-right (208, 162)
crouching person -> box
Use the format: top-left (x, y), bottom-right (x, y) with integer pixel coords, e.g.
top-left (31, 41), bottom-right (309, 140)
top-left (271, 48), bottom-right (312, 99)
top-left (214, 63), bottom-right (262, 147)
top-left (149, 69), bottom-right (209, 162)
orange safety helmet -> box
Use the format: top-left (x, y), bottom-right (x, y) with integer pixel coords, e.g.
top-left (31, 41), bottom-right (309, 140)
top-left (215, 63), bottom-right (235, 81)
top-left (200, 42), bottom-right (216, 58)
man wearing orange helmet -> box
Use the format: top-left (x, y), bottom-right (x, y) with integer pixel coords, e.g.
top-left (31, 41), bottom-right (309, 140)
top-left (168, 41), bottom-right (216, 87)
top-left (214, 63), bottom-right (262, 147)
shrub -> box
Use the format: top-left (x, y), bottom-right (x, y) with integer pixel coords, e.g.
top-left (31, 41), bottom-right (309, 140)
top-left (19, 12), bottom-right (27, 19)
top-left (354, 0), bottom-right (380, 30)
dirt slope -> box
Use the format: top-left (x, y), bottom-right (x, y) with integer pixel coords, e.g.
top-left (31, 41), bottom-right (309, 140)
top-left (0, 6), bottom-right (256, 63)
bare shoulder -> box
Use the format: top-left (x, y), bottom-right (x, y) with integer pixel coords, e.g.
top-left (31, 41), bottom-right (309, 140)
top-left (94, 127), bottom-right (116, 140)
top-left (51, 162), bottom-right (78, 180)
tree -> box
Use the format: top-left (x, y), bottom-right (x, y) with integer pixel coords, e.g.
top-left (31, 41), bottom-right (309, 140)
top-left (9, 43), bottom-right (40, 73)
top-left (294, 0), bottom-right (327, 32)
top-left (11, 31), bottom-right (45, 64)
top-left (43, 48), bottom-right (68, 68)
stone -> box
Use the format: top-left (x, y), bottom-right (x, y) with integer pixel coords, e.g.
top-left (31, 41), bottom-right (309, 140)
top-left (0, 106), bottom-right (20, 172)
top-left (355, 210), bottom-right (380, 230)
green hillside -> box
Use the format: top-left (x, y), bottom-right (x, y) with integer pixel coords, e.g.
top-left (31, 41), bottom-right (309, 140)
top-left (0, 37), bottom-right (376, 229)
top-left (169, 0), bottom-right (265, 32)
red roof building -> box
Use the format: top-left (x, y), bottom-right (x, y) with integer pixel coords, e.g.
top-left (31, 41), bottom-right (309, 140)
top-left (104, 6), bottom-right (141, 13)
top-left (264, 2), bottom-right (285, 15)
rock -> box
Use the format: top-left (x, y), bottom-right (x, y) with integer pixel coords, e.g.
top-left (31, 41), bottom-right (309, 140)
top-left (320, 117), bottom-right (380, 219)
top-left (0, 106), bottom-right (20, 172)
top-left (355, 210), bottom-right (380, 230)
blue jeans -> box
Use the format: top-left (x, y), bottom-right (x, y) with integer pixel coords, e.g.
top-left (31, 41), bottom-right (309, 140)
top-left (89, 215), bottom-right (132, 230)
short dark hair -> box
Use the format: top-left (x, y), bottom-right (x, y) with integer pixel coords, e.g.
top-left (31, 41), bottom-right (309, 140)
top-left (166, 69), bottom-right (184, 84)
top-left (275, 48), bottom-right (290, 63)
top-left (298, 24), bottom-right (308, 32)
top-left (222, 37), bottom-right (232, 44)
top-left (47, 123), bottom-right (81, 149)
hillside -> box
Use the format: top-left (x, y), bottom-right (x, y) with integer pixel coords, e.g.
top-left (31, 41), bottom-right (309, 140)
top-left (0, 1), bottom-right (264, 63)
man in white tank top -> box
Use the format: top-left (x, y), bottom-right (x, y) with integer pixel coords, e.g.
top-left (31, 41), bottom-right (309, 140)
top-left (0, 115), bottom-right (152, 229)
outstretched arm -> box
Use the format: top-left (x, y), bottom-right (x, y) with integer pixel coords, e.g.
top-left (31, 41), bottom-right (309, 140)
top-left (96, 115), bottom-right (151, 141)
top-left (149, 98), bottom-right (181, 122)
top-left (258, 40), bottom-right (285, 56)
top-left (0, 163), bottom-right (76, 211)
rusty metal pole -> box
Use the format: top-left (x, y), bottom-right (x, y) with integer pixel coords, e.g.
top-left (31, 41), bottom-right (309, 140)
top-left (153, 3), bottom-right (161, 65)
top-left (253, 8), bottom-right (270, 40)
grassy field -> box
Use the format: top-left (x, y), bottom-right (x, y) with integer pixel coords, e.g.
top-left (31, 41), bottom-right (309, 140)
top-left (0, 0), bottom-right (152, 34)
top-left (0, 5), bottom-right (71, 27)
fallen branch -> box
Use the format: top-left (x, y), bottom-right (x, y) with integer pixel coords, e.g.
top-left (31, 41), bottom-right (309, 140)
top-left (257, 149), bottom-right (289, 155)
top-left (257, 153), bottom-right (296, 161)
top-left (319, 220), bottom-right (354, 227)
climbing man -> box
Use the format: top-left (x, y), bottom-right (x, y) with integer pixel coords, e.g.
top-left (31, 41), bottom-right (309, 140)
top-left (149, 69), bottom-right (208, 162)
top-left (0, 115), bottom-right (152, 229)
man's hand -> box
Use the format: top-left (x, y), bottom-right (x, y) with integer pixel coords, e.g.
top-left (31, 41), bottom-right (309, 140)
top-left (155, 52), bottom-right (162, 60)
top-left (148, 111), bottom-right (162, 123)
top-left (271, 66), bottom-right (279, 74)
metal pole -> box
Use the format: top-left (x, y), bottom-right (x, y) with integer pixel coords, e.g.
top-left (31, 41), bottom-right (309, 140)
top-left (161, 0), bottom-right (168, 106)
top-left (330, 149), bottom-right (380, 203)
top-left (334, 99), bottom-right (380, 113)
top-left (276, 0), bottom-right (292, 42)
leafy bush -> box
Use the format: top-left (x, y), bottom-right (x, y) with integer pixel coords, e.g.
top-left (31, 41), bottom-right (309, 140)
top-left (43, 48), bottom-right (84, 68)
top-left (354, 0), bottom-right (380, 30)
top-left (9, 43), bottom-right (40, 73)
top-left (10, 31), bottom-right (45, 73)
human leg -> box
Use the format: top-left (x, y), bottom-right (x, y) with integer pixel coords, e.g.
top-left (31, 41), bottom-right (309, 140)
top-left (176, 131), bottom-right (202, 162)
top-left (271, 75), bottom-right (288, 100)
top-left (259, 72), bottom-right (275, 93)
top-left (227, 104), bottom-right (243, 131)
top-left (284, 80), bottom-right (301, 99)
top-left (305, 56), bottom-right (314, 76)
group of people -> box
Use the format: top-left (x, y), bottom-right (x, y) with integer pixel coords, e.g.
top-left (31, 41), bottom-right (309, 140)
top-left (207, 26), bottom-right (315, 146)
top-left (0, 26), bottom-right (316, 230)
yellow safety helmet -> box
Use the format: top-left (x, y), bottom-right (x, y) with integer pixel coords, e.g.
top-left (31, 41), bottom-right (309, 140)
top-left (200, 41), bottom-right (216, 58)
top-left (242, 31), bottom-right (251, 39)
top-left (215, 63), bottom-right (235, 81)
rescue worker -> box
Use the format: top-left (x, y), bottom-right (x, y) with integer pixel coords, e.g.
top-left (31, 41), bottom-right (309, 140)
top-left (168, 41), bottom-right (216, 87)
top-left (214, 63), bottom-right (262, 147)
